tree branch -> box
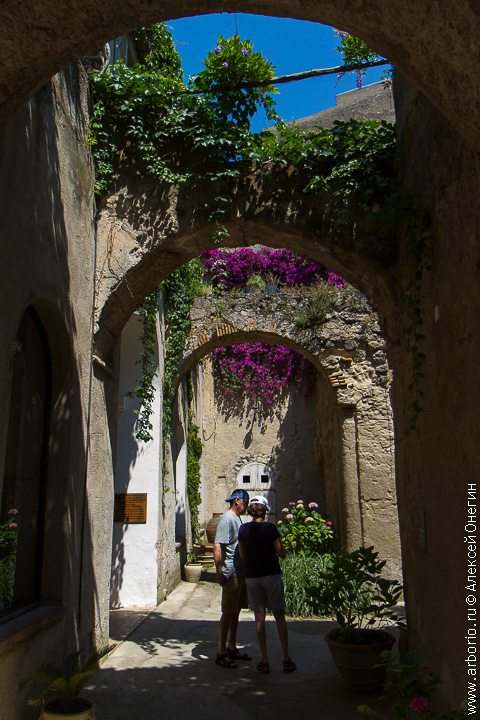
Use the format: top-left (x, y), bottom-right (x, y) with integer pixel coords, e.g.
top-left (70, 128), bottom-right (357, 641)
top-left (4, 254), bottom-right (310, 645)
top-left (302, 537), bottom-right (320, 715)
top-left (186, 59), bottom-right (389, 95)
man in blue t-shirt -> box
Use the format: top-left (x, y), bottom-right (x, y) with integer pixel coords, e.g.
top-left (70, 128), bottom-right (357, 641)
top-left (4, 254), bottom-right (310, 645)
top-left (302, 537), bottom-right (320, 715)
top-left (213, 488), bottom-right (251, 668)
top-left (238, 495), bottom-right (296, 674)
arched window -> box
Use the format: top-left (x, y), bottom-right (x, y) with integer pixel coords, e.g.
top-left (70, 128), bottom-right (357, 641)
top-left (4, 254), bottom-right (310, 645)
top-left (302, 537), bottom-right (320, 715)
top-left (0, 307), bottom-right (51, 618)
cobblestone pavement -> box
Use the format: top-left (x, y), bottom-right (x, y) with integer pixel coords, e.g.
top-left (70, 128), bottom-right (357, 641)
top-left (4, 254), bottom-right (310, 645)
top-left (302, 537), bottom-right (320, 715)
top-left (84, 579), bottom-right (391, 720)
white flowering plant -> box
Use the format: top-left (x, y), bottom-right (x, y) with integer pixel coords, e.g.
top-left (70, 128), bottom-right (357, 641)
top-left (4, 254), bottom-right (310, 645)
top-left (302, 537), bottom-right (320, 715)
top-left (277, 500), bottom-right (335, 554)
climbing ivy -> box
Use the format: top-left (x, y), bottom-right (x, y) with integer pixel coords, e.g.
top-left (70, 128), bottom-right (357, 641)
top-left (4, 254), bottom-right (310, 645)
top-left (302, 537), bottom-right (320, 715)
top-left (88, 23), bottom-right (398, 237)
top-left (88, 26), bottom-right (276, 198)
top-left (186, 407), bottom-right (203, 543)
top-left (128, 288), bottom-right (159, 443)
top-left (160, 259), bottom-right (203, 466)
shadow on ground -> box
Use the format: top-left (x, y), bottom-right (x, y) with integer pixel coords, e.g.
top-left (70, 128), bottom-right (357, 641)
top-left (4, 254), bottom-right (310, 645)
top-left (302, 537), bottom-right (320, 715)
top-left (84, 582), bottom-right (393, 720)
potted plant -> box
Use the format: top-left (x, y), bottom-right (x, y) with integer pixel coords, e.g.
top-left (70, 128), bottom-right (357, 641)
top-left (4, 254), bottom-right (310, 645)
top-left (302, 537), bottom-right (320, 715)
top-left (318, 545), bottom-right (405, 692)
top-left (20, 646), bottom-right (111, 718)
top-left (184, 548), bottom-right (204, 583)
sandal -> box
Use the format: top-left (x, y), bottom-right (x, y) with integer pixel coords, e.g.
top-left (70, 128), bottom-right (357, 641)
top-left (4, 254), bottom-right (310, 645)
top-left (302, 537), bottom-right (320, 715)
top-left (227, 648), bottom-right (252, 661)
top-left (257, 661), bottom-right (270, 674)
top-left (215, 652), bottom-right (238, 668)
top-left (282, 659), bottom-right (296, 673)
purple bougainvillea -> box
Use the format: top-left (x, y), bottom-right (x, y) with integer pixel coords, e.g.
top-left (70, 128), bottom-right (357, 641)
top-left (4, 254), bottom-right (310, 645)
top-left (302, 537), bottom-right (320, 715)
top-left (212, 342), bottom-right (306, 405)
top-left (206, 248), bottom-right (344, 406)
top-left (201, 247), bottom-right (346, 290)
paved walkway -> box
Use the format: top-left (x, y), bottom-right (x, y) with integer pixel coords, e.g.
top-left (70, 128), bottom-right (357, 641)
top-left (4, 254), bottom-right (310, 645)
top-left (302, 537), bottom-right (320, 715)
top-left (84, 579), bottom-right (390, 720)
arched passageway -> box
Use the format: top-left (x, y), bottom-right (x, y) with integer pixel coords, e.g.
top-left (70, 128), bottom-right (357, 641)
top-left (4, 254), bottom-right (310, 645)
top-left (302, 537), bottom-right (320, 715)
top-left (173, 286), bottom-right (400, 577)
top-left (0, 5), bottom-right (478, 712)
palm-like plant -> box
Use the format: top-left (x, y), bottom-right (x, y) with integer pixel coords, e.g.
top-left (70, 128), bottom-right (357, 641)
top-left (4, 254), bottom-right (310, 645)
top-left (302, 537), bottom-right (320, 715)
top-left (19, 647), bottom-right (112, 713)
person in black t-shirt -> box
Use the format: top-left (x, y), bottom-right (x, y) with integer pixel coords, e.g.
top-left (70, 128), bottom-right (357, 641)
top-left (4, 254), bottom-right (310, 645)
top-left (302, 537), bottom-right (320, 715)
top-left (238, 495), bottom-right (296, 675)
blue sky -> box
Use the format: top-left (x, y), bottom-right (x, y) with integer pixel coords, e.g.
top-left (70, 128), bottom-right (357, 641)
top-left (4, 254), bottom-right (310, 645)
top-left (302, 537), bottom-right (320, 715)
top-left (168, 13), bottom-right (385, 131)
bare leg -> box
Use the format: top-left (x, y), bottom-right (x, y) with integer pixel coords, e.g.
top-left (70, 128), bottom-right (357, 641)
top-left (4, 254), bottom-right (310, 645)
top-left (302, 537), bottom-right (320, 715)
top-left (254, 610), bottom-right (268, 663)
top-left (218, 612), bottom-right (235, 655)
top-left (227, 612), bottom-right (240, 652)
top-left (273, 610), bottom-right (291, 662)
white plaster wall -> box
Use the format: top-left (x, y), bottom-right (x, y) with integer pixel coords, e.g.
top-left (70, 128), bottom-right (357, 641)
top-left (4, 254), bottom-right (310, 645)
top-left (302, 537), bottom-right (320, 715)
top-left (110, 313), bottom-right (162, 608)
top-left (175, 433), bottom-right (187, 542)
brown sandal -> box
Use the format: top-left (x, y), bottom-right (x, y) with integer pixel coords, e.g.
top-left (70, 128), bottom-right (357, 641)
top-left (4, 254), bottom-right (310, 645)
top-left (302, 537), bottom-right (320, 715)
top-left (257, 661), bottom-right (270, 674)
top-left (215, 652), bottom-right (238, 668)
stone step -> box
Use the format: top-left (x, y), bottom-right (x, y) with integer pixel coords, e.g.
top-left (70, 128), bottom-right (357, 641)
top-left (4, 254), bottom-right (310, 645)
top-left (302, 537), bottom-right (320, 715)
top-left (193, 543), bottom-right (214, 564)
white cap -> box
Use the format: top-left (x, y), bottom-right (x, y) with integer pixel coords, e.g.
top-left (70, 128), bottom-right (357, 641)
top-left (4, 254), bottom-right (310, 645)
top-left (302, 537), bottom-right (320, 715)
top-left (249, 495), bottom-right (269, 511)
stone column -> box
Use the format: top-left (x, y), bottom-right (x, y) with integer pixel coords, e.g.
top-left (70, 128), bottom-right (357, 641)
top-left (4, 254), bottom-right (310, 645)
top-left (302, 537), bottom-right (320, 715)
top-left (339, 404), bottom-right (364, 550)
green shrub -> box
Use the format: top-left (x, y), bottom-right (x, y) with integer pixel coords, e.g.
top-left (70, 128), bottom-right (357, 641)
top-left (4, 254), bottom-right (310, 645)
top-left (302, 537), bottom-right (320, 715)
top-left (282, 552), bottom-right (333, 617)
top-left (295, 283), bottom-right (337, 328)
top-left (319, 545), bottom-right (404, 641)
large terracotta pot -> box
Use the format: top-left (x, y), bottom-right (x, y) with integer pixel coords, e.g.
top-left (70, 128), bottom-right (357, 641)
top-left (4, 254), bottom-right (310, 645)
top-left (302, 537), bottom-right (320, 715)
top-left (41, 698), bottom-right (95, 719)
top-left (325, 628), bottom-right (395, 692)
top-left (205, 513), bottom-right (223, 543)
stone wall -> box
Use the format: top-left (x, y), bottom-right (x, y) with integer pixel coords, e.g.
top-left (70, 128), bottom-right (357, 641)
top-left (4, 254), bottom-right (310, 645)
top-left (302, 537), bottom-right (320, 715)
top-left (0, 66), bottom-right (101, 720)
top-left (389, 77), bottom-right (480, 698)
top-left (199, 356), bottom-right (323, 523)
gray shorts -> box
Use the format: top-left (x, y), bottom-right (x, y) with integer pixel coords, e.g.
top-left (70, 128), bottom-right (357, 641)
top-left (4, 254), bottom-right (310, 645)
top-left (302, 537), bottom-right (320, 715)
top-left (245, 574), bottom-right (285, 614)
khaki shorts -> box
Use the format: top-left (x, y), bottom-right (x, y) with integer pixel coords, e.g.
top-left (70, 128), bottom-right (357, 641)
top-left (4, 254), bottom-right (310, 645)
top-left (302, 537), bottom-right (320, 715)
top-left (221, 576), bottom-right (248, 613)
top-left (245, 574), bottom-right (285, 614)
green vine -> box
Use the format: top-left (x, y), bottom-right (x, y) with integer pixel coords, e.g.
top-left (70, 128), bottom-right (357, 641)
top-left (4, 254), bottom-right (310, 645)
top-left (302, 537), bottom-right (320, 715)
top-left (128, 288), bottom-right (159, 442)
top-left (88, 24), bottom-right (398, 240)
top-left (160, 259), bottom-right (203, 483)
top-left (186, 406), bottom-right (203, 543)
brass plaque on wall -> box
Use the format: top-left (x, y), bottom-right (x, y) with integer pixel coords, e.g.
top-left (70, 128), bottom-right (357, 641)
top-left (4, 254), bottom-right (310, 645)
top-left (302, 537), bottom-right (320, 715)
top-left (114, 493), bottom-right (147, 524)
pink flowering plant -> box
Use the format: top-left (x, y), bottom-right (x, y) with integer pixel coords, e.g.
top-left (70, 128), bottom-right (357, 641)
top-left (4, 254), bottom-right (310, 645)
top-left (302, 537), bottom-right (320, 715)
top-left (212, 342), bottom-right (305, 407)
top-left (202, 247), bottom-right (346, 292)
top-left (0, 509), bottom-right (19, 610)
top-left (357, 652), bottom-right (470, 719)
top-left (277, 499), bottom-right (335, 554)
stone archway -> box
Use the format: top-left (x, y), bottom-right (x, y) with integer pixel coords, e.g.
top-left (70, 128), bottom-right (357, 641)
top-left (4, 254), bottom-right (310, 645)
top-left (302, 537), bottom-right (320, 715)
top-left (94, 168), bottom-right (397, 360)
top-left (177, 288), bottom-right (401, 578)
top-left (0, 1), bottom-right (479, 151)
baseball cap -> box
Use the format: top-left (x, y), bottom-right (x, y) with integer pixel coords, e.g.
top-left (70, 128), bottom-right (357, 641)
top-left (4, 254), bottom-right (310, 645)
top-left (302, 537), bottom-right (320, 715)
top-left (225, 488), bottom-right (250, 503)
top-left (249, 495), bottom-right (269, 511)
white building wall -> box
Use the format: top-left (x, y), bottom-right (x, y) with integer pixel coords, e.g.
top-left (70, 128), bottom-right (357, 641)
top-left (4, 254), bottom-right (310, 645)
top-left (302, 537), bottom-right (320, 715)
top-left (110, 313), bottom-right (162, 608)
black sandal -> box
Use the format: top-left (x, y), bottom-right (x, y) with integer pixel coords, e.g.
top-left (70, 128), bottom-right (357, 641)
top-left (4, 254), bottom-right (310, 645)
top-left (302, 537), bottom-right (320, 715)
top-left (282, 659), bottom-right (296, 673)
top-left (257, 661), bottom-right (270, 674)
top-left (215, 652), bottom-right (238, 668)
top-left (227, 648), bottom-right (252, 661)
